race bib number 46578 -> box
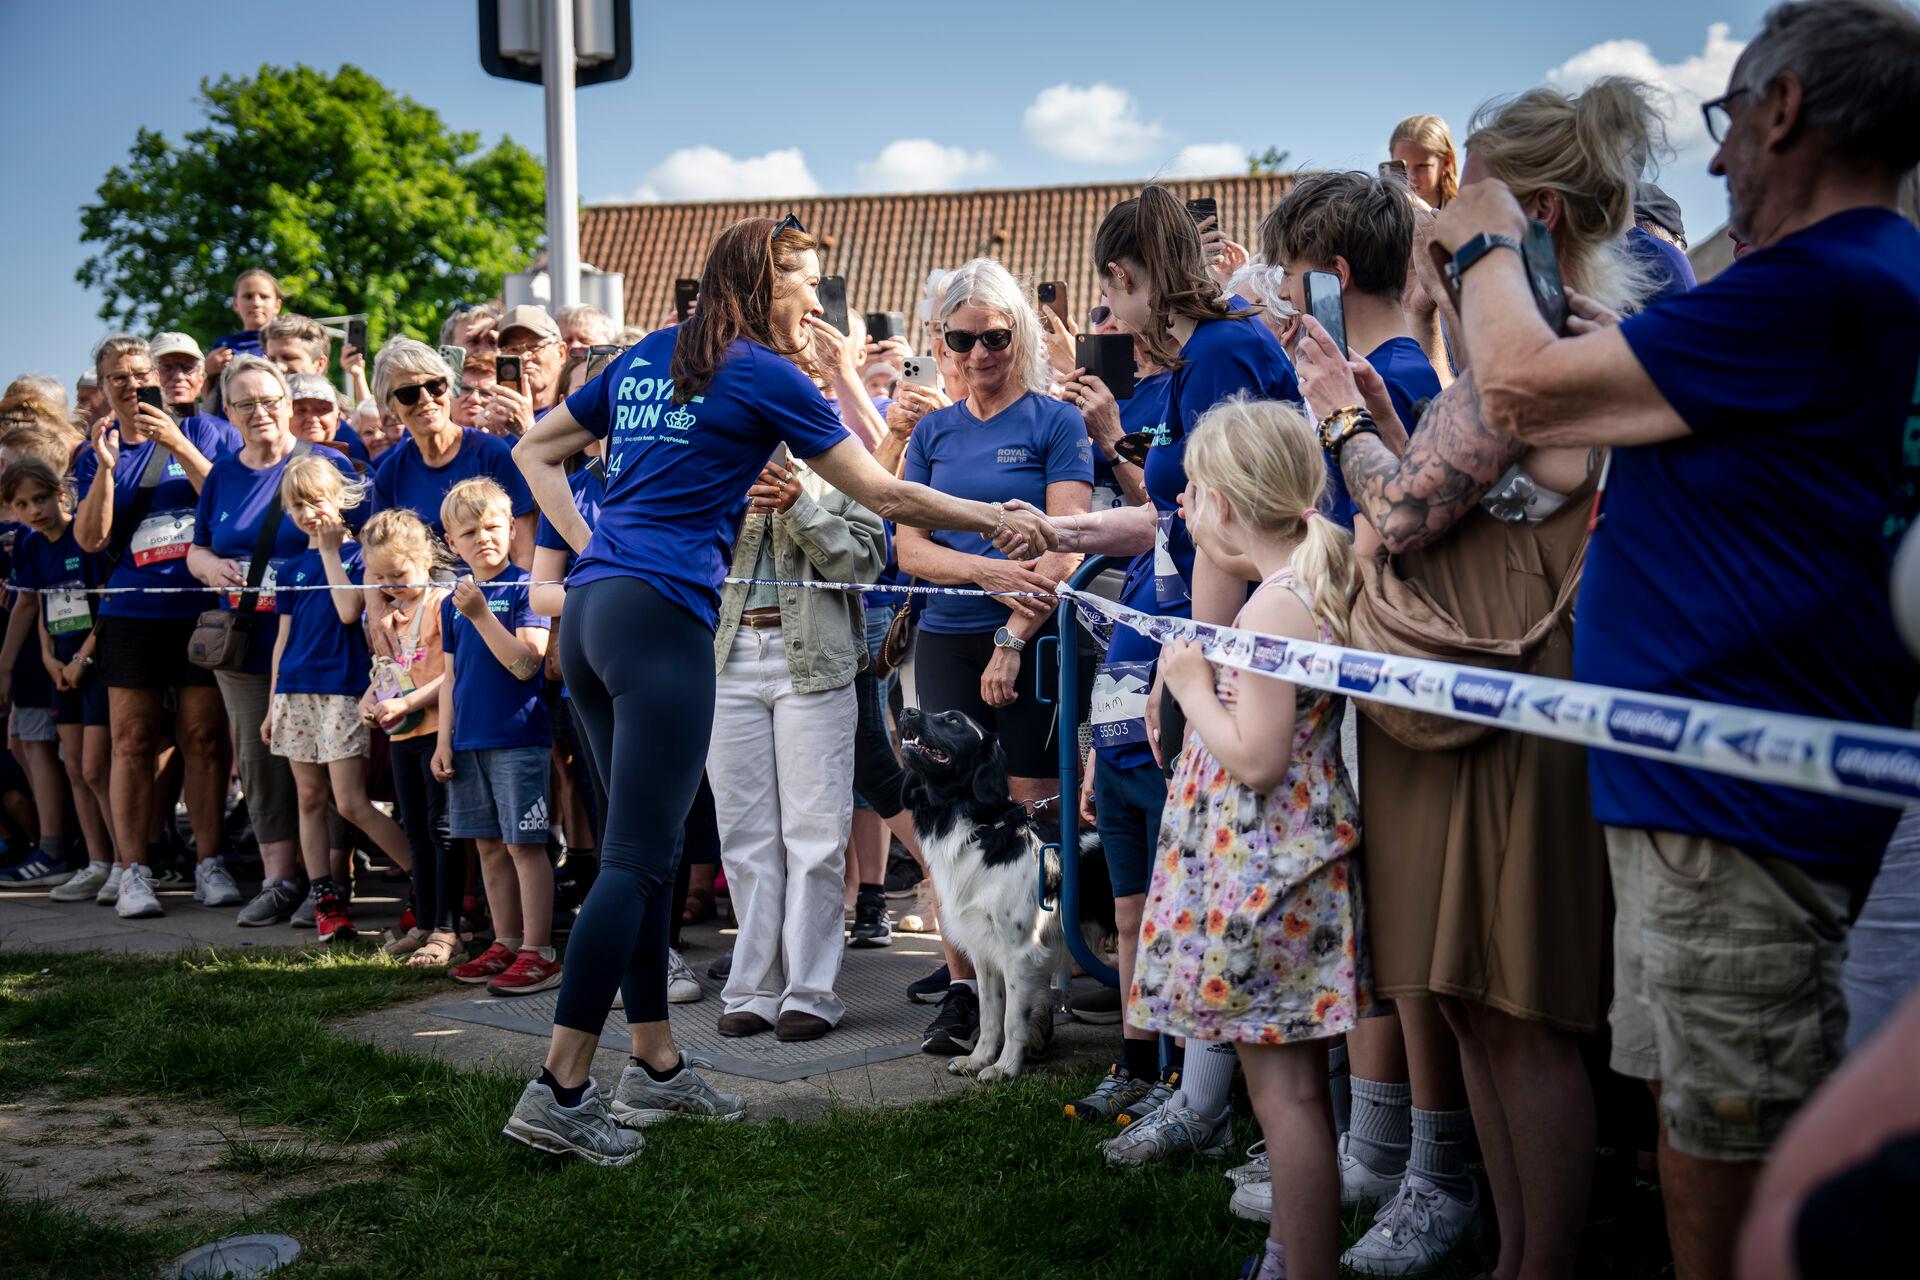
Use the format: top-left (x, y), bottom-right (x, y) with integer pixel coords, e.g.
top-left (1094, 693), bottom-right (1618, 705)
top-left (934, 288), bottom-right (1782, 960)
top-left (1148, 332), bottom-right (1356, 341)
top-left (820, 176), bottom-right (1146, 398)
top-left (130, 510), bottom-right (194, 567)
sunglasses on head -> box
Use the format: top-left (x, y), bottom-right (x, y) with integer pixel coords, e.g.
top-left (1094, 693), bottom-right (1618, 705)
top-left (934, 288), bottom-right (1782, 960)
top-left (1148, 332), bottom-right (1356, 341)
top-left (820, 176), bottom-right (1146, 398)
top-left (772, 211), bottom-right (806, 238)
top-left (389, 377), bottom-right (449, 407)
top-left (943, 328), bottom-right (1014, 355)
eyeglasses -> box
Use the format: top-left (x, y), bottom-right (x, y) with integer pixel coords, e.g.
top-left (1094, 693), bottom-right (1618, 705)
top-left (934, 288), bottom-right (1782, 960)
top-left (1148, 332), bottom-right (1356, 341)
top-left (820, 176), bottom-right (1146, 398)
top-left (230, 396), bottom-right (285, 419)
top-left (772, 211), bottom-right (806, 238)
top-left (1701, 87), bottom-right (1749, 144)
top-left (500, 334), bottom-right (557, 357)
top-left (104, 368), bottom-right (154, 387)
top-left (943, 328), bottom-right (1014, 355)
top-left (389, 377), bottom-right (450, 407)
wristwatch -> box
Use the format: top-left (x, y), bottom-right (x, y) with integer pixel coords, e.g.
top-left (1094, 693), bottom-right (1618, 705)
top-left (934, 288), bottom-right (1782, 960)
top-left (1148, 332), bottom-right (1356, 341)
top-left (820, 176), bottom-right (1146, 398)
top-left (1318, 406), bottom-right (1381, 455)
top-left (79, 655), bottom-right (95, 668)
top-left (1446, 232), bottom-right (1522, 290)
top-left (993, 627), bottom-right (1027, 653)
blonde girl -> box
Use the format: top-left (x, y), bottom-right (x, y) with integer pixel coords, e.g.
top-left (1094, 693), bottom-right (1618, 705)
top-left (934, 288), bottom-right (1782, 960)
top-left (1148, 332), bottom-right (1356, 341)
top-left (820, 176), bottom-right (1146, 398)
top-left (262, 457), bottom-right (415, 944)
top-left (356, 507), bottom-right (458, 966)
top-left (1134, 396), bottom-right (1366, 1280)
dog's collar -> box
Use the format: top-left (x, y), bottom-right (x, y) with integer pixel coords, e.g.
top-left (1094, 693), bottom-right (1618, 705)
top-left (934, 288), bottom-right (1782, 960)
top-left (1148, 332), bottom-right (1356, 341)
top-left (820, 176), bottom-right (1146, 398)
top-left (970, 803), bottom-right (1031, 839)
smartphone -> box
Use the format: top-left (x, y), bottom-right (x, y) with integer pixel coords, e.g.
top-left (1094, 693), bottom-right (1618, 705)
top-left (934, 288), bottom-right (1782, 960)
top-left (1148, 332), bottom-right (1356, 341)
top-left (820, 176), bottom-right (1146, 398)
top-left (438, 344), bottom-right (468, 380)
top-left (496, 354), bottom-right (523, 391)
top-left (1304, 270), bottom-right (1347, 357)
top-left (1113, 432), bottom-right (1152, 468)
top-left (1522, 218), bottom-right (1571, 336)
top-left (674, 278), bottom-right (699, 323)
top-left (1037, 281), bottom-right (1070, 330)
top-left (1378, 159), bottom-right (1409, 183)
top-left (816, 276), bottom-right (849, 334)
top-left (865, 311), bottom-right (906, 344)
top-left (901, 356), bottom-right (940, 389)
top-left (345, 316), bottom-right (367, 358)
top-left (1185, 197), bottom-right (1218, 228)
top-left (1074, 333), bottom-right (1136, 401)
top-left (135, 385), bottom-right (167, 416)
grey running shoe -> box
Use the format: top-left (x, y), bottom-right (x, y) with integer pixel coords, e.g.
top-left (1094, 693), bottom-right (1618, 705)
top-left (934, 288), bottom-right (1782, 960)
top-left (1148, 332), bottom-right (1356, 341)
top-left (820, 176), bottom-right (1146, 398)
top-left (290, 881), bottom-right (322, 928)
top-left (1341, 1172), bottom-right (1481, 1275)
top-left (1064, 1062), bottom-right (1153, 1123)
top-left (1099, 1089), bottom-right (1234, 1168)
top-left (665, 948), bottom-right (702, 1004)
top-left (1114, 1068), bottom-right (1182, 1128)
top-left (51, 862), bottom-right (111, 903)
top-left (238, 879), bottom-right (303, 927)
top-left (502, 1078), bottom-right (643, 1167)
top-left (1226, 1138), bottom-right (1270, 1188)
top-left (194, 858), bottom-right (243, 907)
top-left (609, 1057), bottom-right (746, 1127)
top-left (114, 864), bottom-right (165, 919)
top-left (95, 863), bottom-right (123, 906)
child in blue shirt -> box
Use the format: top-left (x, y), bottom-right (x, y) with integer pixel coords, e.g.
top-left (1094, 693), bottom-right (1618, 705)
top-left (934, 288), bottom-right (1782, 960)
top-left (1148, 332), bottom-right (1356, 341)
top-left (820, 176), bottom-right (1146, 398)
top-left (264, 456), bottom-right (418, 944)
top-left (431, 477), bottom-right (556, 997)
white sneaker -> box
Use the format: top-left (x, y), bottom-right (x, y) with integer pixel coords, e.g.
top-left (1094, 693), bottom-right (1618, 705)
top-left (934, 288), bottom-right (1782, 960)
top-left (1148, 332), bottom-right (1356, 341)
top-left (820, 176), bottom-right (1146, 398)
top-left (666, 948), bottom-right (702, 1004)
top-left (1340, 1173), bottom-right (1480, 1275)
top-left (1229, 1177), bottom-right (1272, 1223)
top-left (1340, 1130), bottom-right (1406, 1209)
top-left (1225, 1137), bottom-right (1269, 1188)
top-left (95, 863), bottom-right (125, 906)
top-left (193, 858), bottom-right (243, 907)
top-left (115, 864), bottom-right (165, 919)
top-left (51, 862), bottom-right (111, 903)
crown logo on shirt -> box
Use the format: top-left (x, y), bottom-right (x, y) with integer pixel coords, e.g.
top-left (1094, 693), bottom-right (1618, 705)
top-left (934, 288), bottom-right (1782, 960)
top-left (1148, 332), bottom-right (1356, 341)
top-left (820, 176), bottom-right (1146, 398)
top-left (662, 406), bottom-right (696, 432)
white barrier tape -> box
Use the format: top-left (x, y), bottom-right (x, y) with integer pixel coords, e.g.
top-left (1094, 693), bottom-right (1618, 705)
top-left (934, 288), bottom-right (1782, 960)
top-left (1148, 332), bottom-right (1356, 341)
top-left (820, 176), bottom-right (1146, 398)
top-left (1059, 585), bottom-right (1920, 812)
top-left (7, 577), bottom-right (1047, 598)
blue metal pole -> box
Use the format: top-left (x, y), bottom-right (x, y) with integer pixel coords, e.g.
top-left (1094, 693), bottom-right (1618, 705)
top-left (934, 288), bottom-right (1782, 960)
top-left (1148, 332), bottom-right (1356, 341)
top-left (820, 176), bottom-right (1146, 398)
top-left (1057, 555), bottom-right (1119, 988)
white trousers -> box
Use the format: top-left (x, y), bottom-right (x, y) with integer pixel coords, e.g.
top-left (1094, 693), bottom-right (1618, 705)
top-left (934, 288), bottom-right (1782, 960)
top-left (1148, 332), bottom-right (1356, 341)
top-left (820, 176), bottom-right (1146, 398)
top-left (707, 627), bottom-right (857, 1024)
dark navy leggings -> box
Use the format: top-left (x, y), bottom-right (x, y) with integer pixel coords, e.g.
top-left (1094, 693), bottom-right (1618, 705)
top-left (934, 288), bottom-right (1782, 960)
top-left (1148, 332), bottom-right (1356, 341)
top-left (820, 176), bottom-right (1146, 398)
top-left (551, 576), bottom-right (716, 1032)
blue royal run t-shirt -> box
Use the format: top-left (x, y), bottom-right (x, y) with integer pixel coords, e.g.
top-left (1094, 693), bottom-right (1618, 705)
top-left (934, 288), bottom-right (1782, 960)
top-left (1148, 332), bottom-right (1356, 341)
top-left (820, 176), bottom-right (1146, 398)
top-left (371, 427), bottom-right (533, 537)
top-left (73, 414), bottom-right (242, 621)
top-left (1091, 372), bottom-right (1176, 771)
top-left (192, 445), bottom-right (365, 675)
top-left (274, 545), bottom-right (371, 698)
top-left (902, 392), bottom-right (1094, 634)
top-left (1143, 315), bottom-right (1299, 613)
top-left (441, 563), bottom-right (551, 751)
top-left (9, 525), bottom-right (114, 667)
top-left (563, 329), bottom-right (851, 629)
top-left (1587, 207), bottom-right (1920, 871)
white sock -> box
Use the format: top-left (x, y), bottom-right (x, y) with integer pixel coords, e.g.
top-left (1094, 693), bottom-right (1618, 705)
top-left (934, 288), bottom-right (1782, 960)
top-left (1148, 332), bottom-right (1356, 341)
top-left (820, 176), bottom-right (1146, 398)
top-left (1181, 1040), bottom-right (1238, 1118)
top-left (498, 936), bottom-right (523, 953)
top-left (951, 978), bottom-right (978, 992)
top-left (531, 945), bottom-right (556, 961)
top-left (86, 859), bottom-right (109, 871)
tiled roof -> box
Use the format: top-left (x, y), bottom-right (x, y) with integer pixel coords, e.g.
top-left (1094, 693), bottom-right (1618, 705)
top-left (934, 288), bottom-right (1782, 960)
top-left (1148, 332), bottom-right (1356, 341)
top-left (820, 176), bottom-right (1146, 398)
top-left (580, 174), bottom-right (1297, 350)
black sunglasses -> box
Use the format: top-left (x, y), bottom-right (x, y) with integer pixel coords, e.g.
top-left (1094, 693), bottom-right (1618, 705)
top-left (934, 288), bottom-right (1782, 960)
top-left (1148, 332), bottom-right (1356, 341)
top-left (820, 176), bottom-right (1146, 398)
top-left (390, 376), bottom-right (449, 407)
top-left (943, 328), bottom-right (1014, 355)
top-left (772, 211), bottom-right (806, 238)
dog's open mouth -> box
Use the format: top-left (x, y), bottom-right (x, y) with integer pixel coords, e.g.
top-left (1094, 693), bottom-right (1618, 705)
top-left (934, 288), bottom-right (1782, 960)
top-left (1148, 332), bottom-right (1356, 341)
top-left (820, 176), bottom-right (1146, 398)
top-left (901, 735), bottom-right (950, 766)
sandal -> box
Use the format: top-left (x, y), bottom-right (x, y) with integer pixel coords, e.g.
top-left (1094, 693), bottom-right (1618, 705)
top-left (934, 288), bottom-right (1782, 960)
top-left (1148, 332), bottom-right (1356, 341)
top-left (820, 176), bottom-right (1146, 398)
top-left (681, 887), bottom-right (716, 926)
top-left (405, 931), bottom-right (461, 969)
top-left (383, 927), bottom-right (431, 958)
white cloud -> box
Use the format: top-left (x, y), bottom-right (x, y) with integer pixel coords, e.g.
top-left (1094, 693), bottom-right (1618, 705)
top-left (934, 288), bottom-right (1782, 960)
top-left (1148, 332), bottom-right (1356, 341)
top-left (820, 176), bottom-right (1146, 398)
top-left (1547, 22), bottom-right (1745, 152)
top-left (1163, 142), bottom-right (1246, 179)
top-left (857, 139), bottom-right (995, 192)
top-left (632, 146), bottom-right (820, 202)
top-left (1023, 83), bottom-right (1171, 165)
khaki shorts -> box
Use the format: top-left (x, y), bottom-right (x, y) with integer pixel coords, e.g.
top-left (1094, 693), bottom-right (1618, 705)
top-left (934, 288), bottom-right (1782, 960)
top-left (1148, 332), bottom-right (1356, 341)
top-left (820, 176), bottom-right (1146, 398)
top-left (1606, 826), bottom-right (1859, 1162)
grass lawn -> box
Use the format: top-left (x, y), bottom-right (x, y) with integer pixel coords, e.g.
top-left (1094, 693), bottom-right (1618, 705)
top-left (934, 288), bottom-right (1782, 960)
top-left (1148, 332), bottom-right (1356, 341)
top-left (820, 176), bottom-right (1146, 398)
top-left (0, 950), bottom-right (1673, 1279)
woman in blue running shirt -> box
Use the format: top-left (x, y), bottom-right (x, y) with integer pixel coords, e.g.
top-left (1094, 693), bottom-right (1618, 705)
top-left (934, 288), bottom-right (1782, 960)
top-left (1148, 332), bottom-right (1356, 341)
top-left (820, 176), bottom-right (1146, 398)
top-left (502, 215), bottom-right (1057, 1164)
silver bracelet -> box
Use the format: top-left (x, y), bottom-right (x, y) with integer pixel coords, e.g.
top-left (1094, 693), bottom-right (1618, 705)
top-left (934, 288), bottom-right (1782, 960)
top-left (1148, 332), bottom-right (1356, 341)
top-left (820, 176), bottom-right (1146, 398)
top-left (989, 502), bottom-right (1007, 541)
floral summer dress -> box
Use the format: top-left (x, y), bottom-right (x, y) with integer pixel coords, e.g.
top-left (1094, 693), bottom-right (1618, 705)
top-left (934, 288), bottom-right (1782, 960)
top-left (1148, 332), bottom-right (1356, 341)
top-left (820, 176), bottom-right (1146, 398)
top-left (1128, 568), bottom-right (1370, 1045)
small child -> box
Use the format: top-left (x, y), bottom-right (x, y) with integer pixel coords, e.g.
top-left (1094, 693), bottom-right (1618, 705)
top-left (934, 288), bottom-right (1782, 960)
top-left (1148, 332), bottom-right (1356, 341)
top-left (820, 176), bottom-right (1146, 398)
top-left (1136, 396), bottom-right (1367, 1280)
top-left (358, 508), bottom-right (456, 966)
top-left (1, 456), bottom-right (115, 896)
top-left (431, 477), bottom-right (557, 996)
top-left (263, 456), bottom-right (417, 944)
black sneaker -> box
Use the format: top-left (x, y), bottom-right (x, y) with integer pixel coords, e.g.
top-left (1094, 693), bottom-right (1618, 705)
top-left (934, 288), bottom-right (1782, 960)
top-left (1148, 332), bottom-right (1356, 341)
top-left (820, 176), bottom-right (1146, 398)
top-left (907, 963), bottom-right (951, 1004)
top-left (849, 889), bottom-right (893, 948)
top-left (882, 840), bottom-right (923, 898)
top-left (920, 983), bottom-right (979, 1055)
top-left (707, 949), bottom-right (733, 981)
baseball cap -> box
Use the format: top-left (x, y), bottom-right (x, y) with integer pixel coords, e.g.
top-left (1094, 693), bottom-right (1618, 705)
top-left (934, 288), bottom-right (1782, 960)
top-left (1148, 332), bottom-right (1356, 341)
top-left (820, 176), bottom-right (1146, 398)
top-left (288, 373), bottom-right (336, 403)
top-left (498, 305), bottom-right (561, 343)
top-left (150, 331), bottom-right (205, 362)
top-left (1634, 183), bottom-right (1687, 244)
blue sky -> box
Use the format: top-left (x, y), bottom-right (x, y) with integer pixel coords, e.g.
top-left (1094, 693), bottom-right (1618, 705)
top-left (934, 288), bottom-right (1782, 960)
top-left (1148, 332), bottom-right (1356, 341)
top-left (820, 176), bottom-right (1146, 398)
top-left (1, 0), bottom-right (1765, 388)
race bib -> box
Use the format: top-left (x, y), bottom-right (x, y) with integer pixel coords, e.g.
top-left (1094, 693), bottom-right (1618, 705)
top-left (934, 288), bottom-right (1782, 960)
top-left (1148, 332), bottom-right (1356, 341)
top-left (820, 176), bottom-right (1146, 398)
top-left (224, 558), bottom-right (285, 613)
top-left (1092, 481), bottom-right (1126, 513)
top-left (1089, 660), bottom-right (1154, 749)
top-left (45, 583), bottom-right (92, 636)
top-left (1154, 510), bottom-right (1188, 606)
top-left (130, 510), bottom-right (194, 567)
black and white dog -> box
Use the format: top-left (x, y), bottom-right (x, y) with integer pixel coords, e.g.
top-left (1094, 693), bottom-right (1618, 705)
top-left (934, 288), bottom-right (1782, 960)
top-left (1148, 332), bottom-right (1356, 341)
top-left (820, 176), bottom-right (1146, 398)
top-left (898, 707), bottom-right (1114, 1081)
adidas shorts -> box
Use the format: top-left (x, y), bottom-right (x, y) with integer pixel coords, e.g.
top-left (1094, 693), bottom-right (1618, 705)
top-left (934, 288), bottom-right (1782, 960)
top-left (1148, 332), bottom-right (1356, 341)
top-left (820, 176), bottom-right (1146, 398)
top-left (448, 745), bottom-right (551, 844)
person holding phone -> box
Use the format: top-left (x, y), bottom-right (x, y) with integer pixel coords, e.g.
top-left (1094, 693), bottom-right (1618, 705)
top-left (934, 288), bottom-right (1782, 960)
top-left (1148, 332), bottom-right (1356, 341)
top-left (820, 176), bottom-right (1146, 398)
top-left (505, 214), bottom-right (1056, 1164)
top-left (71, 334), bottom-right (241, 921)
top-left (480, 306), bottom-right (569, 438)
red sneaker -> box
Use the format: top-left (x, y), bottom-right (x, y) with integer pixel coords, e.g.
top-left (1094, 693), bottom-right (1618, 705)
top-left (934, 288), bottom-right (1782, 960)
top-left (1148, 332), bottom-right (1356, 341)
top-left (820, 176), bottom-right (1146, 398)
top-left (316, 900), bottom-right (356, 944)
top-left (486, 949), bottom-right (564, 997)
top-left (397, 906), bottom-right (418, 933)
top-left (449, 940), bottom-right (517, 984)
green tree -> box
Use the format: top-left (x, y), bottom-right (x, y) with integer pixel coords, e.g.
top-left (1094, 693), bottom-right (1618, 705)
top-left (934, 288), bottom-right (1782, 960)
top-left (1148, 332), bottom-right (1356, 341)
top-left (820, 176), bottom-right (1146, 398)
top-left (1247, 146), bottom-right (1292, 175)
top-left (78, 64), bottom-right (545, 350)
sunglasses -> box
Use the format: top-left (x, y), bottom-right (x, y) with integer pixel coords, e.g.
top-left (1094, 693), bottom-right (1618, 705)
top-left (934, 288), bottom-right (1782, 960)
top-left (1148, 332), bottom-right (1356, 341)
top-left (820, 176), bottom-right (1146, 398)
top-left (390, 377), bottom-right (450, 407)
top-left (773, 211), bottom-right (806, 238)
top-left (1089, 305), bottom-right (1112, 327)
top-left (943, 328), bottom-right (1014, 355)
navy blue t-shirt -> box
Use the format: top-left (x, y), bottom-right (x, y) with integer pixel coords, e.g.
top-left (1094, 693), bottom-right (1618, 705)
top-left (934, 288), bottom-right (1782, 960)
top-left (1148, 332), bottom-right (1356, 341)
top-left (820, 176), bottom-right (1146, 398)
top-left (371, 427), bottom-right (533, 536)
top-left (1143, 317), bottom-right (1299, 611)
top-left (1625, 226), bottom-right (1698, 305)
top-left (9, 526), bottom-right (113, 666)
top-left (902, 392), bottom-right (1094, 634)
top-left (314, 421), bottom-right (372, 471)
top-left (441, 564), bottom-right (551, 751)
top-left (274, 545), bottom-right (371, 698)
top-left (213, 331), bottom-right (264, 358)
top-left (564, 330), bottom-right (850, 628)
top-left (1587, 208), bottom-right (1920, 870)
top-left (532, 461), bottom-right (606, 570)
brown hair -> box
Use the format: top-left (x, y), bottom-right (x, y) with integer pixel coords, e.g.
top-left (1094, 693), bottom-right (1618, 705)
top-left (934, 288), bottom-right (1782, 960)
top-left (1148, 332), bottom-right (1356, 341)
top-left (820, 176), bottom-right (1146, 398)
top-left (1259, 171), bottom-right (1416, 298)
top-left (264, 312), bottom-right (330, 366)
top-left (0, 455), bottom-right (68, 507)
top-left (1092, 186), bottom-right (1238, 370)
top-left (361, 507), bottom-right (447, 574)
top-left (669, 217), bottom-right (817, 404)
top-left (0, 424), bottom-right (80, 475)
top-left (0, 391), bottom-right (75, 434)
top-left (439, 476), bottom-right (512, 534)
top-left (1387, 115), bottom-right (1461, 206)
top-left (234, 267), bottom-right (283, 299)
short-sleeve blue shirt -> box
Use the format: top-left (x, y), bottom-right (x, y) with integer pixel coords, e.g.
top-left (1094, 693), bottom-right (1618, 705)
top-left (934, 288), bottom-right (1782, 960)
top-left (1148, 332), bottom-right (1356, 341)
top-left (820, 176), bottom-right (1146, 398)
top-left (441, 564), bottom-right (551, 751)
top-left (275, 545), bottom-right (370, 698)
top-left (371, 428), bottom-right (533, 536)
